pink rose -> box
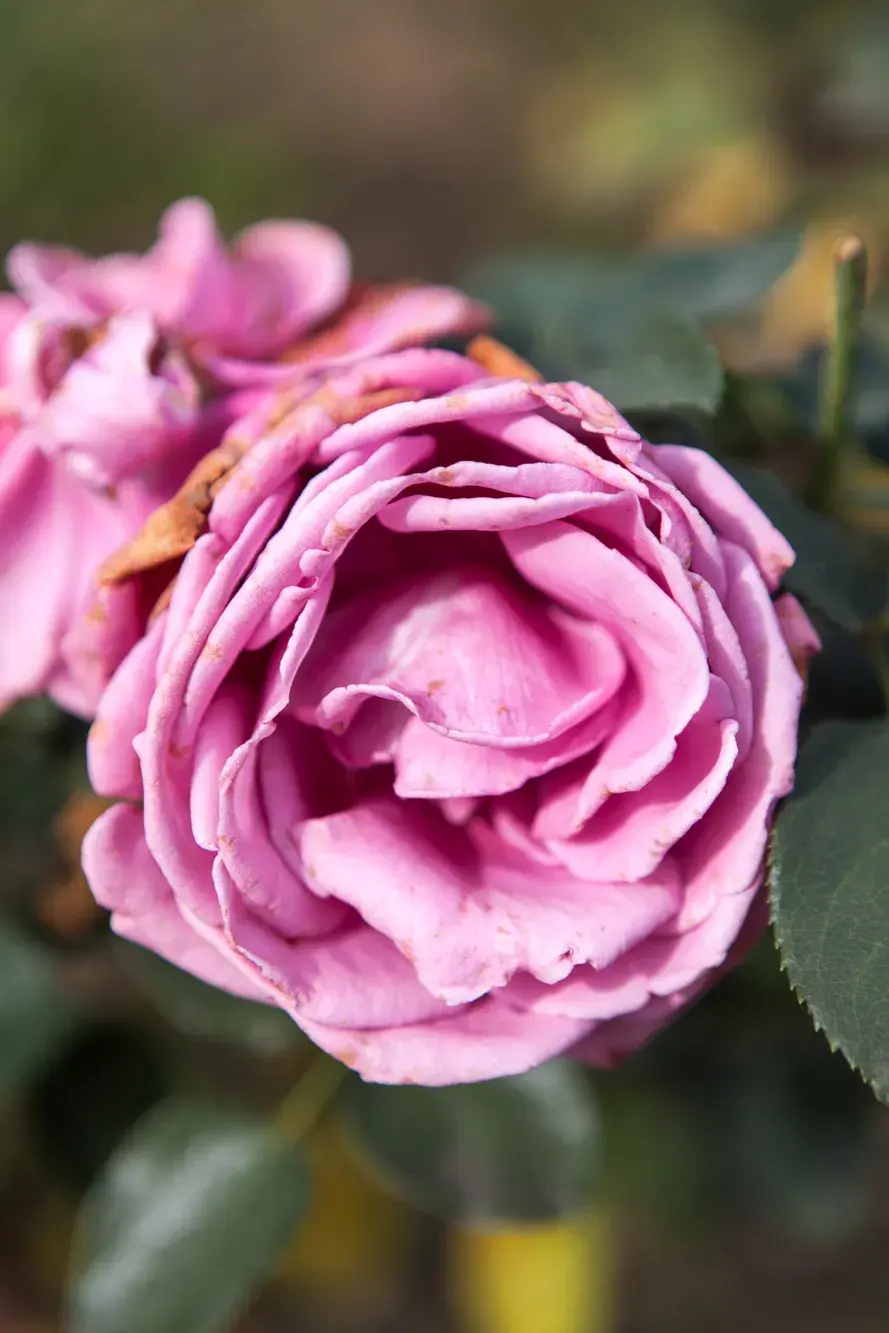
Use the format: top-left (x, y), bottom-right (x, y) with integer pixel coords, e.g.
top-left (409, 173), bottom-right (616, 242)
top-left (82, 344), bottom-right (817, 1085)
top-left (0, 200), bottom-right (485, 714)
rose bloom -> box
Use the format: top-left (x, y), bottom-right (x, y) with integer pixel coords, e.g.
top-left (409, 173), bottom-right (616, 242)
top-left (0, 198), bottom-right (483, 714)
top-left (81, 341), bottom-right (818, 1085)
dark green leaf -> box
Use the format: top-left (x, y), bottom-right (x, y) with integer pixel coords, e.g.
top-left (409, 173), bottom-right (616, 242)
top-left (636, 232), bottom-right (801, 320)
top-left (467, 233), bottom-right (799, 332)
top-left (544, 306), bottom-right (724, 413)
top-left (804, 625), bottom-right (885, 725)
top-left (717, 1035), bottom-right (873, 1242)
top-left (771, 720), bottom-right (889, 1101)
top-left (28, 1023), bottom-right (168, 1192)
top-left (0, 920), bottom-right (77, 1096)
top-left (68, 1098), bottom-right (310, 1333)
top-left (727, 464), bottom-right (886, 631)
top-left (339, 1061), bottom-right (599, 1224)
top-left (118, 941), bottom-right (303, 1054)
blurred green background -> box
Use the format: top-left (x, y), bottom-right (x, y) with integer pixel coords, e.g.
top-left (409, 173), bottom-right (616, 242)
top-left (6, 1), bottom-right (889, 1330)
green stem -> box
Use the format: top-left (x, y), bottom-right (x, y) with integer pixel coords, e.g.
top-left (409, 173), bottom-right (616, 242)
top-left (806, 236), bottom-right (868, 512)
top-left (275, 1052), bottom-right (348, 1145)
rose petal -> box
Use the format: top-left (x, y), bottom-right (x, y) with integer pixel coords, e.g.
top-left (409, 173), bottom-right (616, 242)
top-left (295, 566), bottom-right (627, 748)
top-left (654, 445), bottom-right (795, 590)
top-left (503, 521), bottom-right (710, 836)
top-left (83, 803), bottom-right (266, 1001)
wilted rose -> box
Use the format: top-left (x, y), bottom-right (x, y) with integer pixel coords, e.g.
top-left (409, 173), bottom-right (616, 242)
top-left (0, 200), bottom-right (484, 714)
top-left (83, 343), bottom-right (817, 1085)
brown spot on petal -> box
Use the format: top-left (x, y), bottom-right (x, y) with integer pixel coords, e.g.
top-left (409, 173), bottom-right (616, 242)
top-left (319, 384), bottom-right (424, 425)
top-left (466, 335), bottom-right (542, 383)
top-left (426, 679), bottom-right (445, 694)
top-left (100, 435), bottom-right (246, 586)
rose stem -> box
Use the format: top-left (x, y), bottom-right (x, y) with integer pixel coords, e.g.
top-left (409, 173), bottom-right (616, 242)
top-left (274, 1051), bottom-right (349, 1144)
top-left (806, 235), bottom-right (868, 513)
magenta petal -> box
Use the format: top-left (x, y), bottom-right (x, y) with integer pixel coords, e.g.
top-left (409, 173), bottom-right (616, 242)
top-left (230, 217), bottom-right (351, 353)
top-left (393, 693), bottom-right (623, 800)
top-left (0, 431), bottom-right (130, 712)
top-left (83, 804), bottom-right (266, 1001)
top-left (298, 798), bottom-right (681, 1003)
top-left (88, 618), bottom-right (165, 801)
top-left (216, 885), bottom-right (449, 1029)
top-left (37, 312), bottom-right (199, 488)
top-left (298, 996), bottom-right (591, 1086)
top-left (673, 542), bottom-right (803, 930)
top-left (295, 567), bottom-right (626, 748)
top-left (547, 703), bottom-right (739, 883)
top-left (654, 445), bottom-right (795, 590)
top-left (504, 521), bottom-right (710, 835)
top-left (6, 242), bottom-right (97, 315)
top-left (775, 592), bottom-right (821, 667)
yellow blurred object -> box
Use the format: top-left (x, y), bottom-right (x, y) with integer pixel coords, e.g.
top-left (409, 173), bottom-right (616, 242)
top-left (449, 1209), bottom-right (612, 1333)
top-left (648, 135), bottom-right (794, 244)
top-left (760, 221), bottom-right (885, 368)
top-left (712, 220), bottom-right (886, 375)
top-left (26, 1183), bottom-right (76, 1296)
top-left (527, 13), bottom-right (760, 221)
top-left (840, 457), bottom-right (889, 535)
top-left (37, 790), bottom-right (112, 938)
top-left (275, 1123), bottom-right (410, 1309)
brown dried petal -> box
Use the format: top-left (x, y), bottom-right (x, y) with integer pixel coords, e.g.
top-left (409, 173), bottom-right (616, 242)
top-left (466, 335), bottom-right (542, 383)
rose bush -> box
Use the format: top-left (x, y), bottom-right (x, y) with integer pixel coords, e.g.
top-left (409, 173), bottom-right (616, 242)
top-left (81, 341), bottom-right (817, 1084)
top-left (0, 198), bottom-right (483, 713)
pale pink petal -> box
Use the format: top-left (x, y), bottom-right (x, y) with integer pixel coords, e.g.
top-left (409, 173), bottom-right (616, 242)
top-left (209, 283), bottom-right (487, 385)
top-left (775, 592), bottom-right (821, 671)
top-left (0, 430), bottom-right (130, 713)
top-left (6, 242), bottom-right (98, 315)
top-left (229, 218), bottom-right (351, 351)
top-left (38, 312), bottom-right (199, 488)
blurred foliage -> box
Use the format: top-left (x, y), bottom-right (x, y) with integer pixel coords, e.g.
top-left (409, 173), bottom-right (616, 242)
top-left (5, 0), bottom-right (889, 1330)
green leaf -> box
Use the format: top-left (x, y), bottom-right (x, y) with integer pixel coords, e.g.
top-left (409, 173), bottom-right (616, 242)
top-left (636, 232), bottom-right (801, 320)
top-left (339, 1061), bottom-right (599, 1224)
top-left (467, 232), bottom-right (799, 331)
top-left (771, 719), bottom-right (889, 1101)
top-left (68, 1098), bottom-right (311, 1333)
top-left (28, 1023), bottom-right (168, 1192)
top-left (0, 920), bottom-right (77, 1096)
top-left (544, 306), bottom-right (724, 413)
top-left (117, 941), bottom-right (303, 1054)
top-left (727, 464), bottom-right (886, 631)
